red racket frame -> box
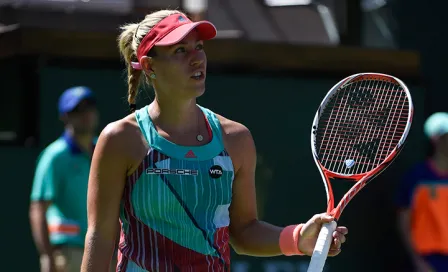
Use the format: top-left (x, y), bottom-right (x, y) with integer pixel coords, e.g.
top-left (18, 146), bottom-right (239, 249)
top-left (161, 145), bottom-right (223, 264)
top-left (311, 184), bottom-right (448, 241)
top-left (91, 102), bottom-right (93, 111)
top-left (311, 73), bottom-right (414, 220)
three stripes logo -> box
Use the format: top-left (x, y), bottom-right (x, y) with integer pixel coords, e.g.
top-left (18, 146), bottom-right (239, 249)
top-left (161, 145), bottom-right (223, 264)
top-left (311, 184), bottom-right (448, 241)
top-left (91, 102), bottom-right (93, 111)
top-left (185, 150), bottom-right (197, 158)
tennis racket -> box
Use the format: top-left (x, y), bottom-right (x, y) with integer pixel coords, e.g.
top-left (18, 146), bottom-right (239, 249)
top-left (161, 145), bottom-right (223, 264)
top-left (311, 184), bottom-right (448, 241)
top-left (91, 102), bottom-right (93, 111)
top-left (307, 73), bottom-right (413, 272)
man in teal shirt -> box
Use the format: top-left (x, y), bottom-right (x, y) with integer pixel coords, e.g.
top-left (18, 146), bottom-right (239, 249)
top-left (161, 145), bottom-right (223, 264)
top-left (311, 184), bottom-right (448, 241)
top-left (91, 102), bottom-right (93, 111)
top-left (30, 86), bottom-right (99, 272)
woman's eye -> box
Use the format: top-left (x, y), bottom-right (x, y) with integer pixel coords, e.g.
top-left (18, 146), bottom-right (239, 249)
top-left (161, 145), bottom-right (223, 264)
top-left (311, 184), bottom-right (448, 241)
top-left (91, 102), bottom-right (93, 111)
top-left (196, 44), bottom-right (204, 50)
top-left (175, 47), bottom-right (186, 53)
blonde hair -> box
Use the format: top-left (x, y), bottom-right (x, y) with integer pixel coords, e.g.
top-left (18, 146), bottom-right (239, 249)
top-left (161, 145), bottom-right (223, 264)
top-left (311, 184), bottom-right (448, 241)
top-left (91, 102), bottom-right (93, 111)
top-left (118, 9), bottom-right (183, 112)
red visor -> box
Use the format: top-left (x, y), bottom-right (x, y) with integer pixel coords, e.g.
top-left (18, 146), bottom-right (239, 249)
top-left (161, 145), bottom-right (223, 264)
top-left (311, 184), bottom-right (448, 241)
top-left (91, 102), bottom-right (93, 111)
top-left (131, 14), bottom-right (217, 70)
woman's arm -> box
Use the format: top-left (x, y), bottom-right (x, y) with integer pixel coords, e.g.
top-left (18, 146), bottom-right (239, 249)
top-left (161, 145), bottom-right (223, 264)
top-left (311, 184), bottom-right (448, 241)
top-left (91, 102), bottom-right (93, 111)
top-left (225, 123), bottom-right (282, 256)
top-left (81, 121), bottom-right (136, 272)
top-left (225, 120), bottom-right (347, 257)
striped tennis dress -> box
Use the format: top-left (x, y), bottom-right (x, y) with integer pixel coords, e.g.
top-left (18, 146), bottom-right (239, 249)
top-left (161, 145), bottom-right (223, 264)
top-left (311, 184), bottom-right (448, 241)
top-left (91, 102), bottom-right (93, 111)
top-left (117, 105), bottom-right (234, 272)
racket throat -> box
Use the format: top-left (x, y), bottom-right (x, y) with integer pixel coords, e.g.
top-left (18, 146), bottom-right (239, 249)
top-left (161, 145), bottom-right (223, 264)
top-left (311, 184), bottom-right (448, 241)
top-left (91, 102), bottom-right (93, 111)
top-left (326, 203), bottom-right (335, 215)
top-left (325, 177), bottom-right (337, 216)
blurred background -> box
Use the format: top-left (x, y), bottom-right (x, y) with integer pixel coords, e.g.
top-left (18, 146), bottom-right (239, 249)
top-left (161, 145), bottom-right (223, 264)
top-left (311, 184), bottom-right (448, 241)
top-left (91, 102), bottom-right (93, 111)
top-left (0, 0), bottom-right (446, 271)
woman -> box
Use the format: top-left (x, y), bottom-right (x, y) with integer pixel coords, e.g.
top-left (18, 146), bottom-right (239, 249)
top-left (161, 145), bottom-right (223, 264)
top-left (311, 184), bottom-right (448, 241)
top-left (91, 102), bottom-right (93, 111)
top-left (81, 9), bottom-right (348, 272)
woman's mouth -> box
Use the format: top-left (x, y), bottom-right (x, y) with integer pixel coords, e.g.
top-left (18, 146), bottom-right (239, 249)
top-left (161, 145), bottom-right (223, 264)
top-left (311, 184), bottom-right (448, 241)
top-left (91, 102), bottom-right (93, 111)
top-left (191, 71), bottom-right (205, 80)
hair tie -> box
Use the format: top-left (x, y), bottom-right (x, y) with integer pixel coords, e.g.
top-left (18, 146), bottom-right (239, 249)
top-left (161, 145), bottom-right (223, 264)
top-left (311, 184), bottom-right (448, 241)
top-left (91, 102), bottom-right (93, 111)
top-left (129, 103), bottom-right (137, 113)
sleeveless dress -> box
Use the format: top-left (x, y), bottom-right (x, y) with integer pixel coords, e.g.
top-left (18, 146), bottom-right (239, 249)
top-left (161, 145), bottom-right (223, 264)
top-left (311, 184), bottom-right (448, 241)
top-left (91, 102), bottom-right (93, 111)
top-left (117, 105), bottom-right (234, 272)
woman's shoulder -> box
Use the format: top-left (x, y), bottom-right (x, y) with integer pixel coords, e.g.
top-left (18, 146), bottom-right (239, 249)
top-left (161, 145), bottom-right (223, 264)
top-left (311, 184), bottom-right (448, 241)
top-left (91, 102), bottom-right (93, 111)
top-left (102, 114), bottom-right (140, 140)
top-left (214, 113), bottom-right (252, 140)
top-left (213, 113), bottom-right (256, 173)
top-left (198, 105), bottom-right (253, 143)
top-left (96, 114), bottom-right (146, 155)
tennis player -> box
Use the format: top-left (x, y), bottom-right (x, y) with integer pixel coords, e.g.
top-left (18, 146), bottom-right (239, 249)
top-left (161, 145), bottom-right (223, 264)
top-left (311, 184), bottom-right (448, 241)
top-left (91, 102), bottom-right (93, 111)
top-left (80, 10), bottom-right (348, 272)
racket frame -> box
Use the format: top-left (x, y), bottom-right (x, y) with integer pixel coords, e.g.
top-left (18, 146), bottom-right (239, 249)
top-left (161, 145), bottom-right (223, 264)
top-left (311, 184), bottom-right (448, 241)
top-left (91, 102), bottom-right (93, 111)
top-left (306, 73), bottom-right (414, 272)
top-left (310, 72), bottom-right (413, 219)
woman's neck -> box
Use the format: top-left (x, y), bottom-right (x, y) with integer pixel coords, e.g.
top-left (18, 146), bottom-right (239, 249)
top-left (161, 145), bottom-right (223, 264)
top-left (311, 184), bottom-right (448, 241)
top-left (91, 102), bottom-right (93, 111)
top-left (148, 98), bottom-right (199, 133)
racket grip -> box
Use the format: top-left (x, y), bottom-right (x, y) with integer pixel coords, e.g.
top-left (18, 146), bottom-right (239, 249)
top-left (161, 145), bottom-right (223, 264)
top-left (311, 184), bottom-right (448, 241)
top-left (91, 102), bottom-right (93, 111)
top-left (307, 221), bottom-right (337, 272)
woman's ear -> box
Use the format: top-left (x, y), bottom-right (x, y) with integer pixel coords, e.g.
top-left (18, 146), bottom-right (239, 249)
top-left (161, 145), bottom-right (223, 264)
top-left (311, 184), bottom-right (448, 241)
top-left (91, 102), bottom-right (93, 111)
top-left (140, 56), bottom-right (154, 73)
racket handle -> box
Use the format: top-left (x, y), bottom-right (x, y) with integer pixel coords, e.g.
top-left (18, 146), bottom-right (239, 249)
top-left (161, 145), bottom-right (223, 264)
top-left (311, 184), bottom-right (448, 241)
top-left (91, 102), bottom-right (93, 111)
top-left (307, 221), bottom-right (337, 272)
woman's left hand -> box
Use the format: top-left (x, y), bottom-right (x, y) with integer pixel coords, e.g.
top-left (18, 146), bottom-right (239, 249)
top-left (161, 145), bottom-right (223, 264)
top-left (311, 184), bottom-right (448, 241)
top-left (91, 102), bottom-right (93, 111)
top-left (298, 213), bottom-right (348, 256)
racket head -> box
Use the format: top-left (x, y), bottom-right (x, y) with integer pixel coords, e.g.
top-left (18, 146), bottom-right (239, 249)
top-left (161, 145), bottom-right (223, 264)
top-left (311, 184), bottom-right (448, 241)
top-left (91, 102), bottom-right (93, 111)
top-left (310, 73), bottom-right (413, 214)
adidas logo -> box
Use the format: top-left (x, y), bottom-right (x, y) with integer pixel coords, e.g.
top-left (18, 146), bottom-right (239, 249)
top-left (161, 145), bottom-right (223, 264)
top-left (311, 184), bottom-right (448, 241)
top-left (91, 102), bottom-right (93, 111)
top-left (185, 150), bottom-right (197, 158)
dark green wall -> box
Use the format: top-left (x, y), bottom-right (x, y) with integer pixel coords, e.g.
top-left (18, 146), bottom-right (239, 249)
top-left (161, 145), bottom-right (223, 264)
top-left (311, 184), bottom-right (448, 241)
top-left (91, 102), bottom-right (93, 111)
top-left (0, 64), bottom-right (426, 271)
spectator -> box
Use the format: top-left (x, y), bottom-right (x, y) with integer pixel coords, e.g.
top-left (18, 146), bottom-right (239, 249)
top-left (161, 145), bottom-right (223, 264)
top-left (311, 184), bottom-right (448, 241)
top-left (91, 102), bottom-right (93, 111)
top-left (29, 86), bottom-right (99, 272)
top-left (397, 112), bottom-right (448, 272)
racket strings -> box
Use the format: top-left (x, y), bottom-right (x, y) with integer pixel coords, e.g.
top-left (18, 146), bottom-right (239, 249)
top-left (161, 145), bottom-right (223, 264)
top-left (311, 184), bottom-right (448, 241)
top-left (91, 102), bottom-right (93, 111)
top-left (316, 77), bottom-right (409, 175)
top-left (378, 85), bottom-right (408, 162)
top-left (335, 80), bottom-right (406, 173)
top-left (323, 80), bottom-right (363, 173)
top-left (318, 81), bottom-right (352, 167)
top-left (336, 79), bottom-right (379, 174)
top-left (318, 79), bottom-right (366, 172)
top-left (351, 79), bottom-right (389, 174)
top-left (339, 79), bottom-right (380, 174)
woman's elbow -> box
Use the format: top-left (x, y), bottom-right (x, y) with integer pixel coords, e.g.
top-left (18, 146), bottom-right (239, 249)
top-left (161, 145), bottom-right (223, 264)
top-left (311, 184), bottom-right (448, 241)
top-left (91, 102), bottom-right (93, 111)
top-left (229, 219), bottom-right (258, 255)
top-left (85, 225), bottom-right (117, 248)
top-left (229, 235), bottom-right (252, 256)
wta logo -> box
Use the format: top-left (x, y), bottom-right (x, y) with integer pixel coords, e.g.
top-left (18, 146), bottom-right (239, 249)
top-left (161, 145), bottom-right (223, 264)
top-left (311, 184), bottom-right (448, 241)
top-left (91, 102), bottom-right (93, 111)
top-left (209, 165), bottom-right (223, 179)
top-left (146, 168), bottom-right (199, 176)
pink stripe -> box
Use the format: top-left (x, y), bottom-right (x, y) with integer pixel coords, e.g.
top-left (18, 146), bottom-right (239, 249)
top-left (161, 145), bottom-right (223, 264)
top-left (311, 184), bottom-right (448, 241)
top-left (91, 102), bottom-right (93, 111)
top-left (119, 149), bottom-right (170, 271)
top-left (118, 154), bottom-right (148, 271)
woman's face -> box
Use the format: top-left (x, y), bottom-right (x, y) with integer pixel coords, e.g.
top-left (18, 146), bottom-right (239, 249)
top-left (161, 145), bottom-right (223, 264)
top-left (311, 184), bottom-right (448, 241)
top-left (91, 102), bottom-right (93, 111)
top-left (149, 30), bottom-right (207, 100)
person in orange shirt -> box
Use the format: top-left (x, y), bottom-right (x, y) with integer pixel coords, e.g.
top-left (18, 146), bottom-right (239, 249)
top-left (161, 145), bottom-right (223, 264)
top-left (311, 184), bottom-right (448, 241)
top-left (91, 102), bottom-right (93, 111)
top-left (397, 112), bottom-right (448, 272)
